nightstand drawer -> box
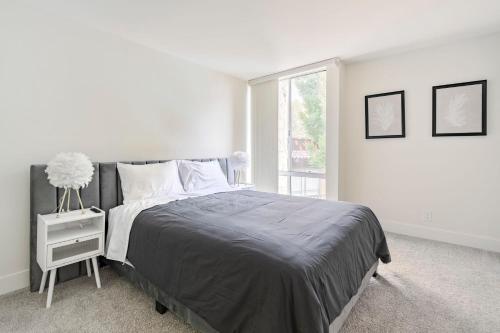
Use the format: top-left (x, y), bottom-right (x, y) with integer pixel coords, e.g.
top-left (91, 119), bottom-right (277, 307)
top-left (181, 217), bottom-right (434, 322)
top-left (47, 233), bottom-right (103, 268)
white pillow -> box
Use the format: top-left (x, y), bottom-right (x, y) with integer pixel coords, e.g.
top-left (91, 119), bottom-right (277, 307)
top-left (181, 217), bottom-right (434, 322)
top-left (177, 160), bottom-right (231, 193)
top-left (117, 162), bottom-right (184, 204)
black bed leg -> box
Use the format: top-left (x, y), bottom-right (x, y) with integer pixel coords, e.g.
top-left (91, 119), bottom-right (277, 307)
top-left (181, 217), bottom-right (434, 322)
top-left (372, 271), bottom-right (378, 278)
top-left (155, 300), bottom-right (168, 314)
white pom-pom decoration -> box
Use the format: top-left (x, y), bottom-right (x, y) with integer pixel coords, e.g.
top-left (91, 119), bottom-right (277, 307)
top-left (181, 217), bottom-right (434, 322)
top-left (45, 152), bottom-right (94, 189)
top-left (230, 151), bottom-right (249, 171)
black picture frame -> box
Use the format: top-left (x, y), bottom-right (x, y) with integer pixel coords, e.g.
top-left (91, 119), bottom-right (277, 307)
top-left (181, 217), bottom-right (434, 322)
top-left (432, 80), bottom-right (487, 137)
top-left (365, 90), bottom-right (405, 139)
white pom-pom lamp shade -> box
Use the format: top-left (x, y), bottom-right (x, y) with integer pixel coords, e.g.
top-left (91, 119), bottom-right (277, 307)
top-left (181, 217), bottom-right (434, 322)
top-left (45, 152), bottom-right (94, 215)
top-left (230, 151), bottom-right (249, 170)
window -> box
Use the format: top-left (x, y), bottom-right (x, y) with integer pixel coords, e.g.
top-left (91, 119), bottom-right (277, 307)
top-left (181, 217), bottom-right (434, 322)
top-left (278, 71), bottom-right (326, 198)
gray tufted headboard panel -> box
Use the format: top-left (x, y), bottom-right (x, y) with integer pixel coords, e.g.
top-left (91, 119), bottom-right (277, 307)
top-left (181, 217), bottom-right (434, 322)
top-left (29, 158), bottom-right (235, 292)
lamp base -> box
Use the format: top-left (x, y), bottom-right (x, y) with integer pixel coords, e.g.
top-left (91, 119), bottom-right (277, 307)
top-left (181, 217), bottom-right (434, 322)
top-left (234, 170), bottom-right (242, 186)
top-left (56, 188), bottom-right (85, 217)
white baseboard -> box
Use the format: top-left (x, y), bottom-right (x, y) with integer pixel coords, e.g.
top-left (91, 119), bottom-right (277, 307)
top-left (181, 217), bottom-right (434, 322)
top-left (381, 219), bottom-right (500, 253)
top-left (0, 269), bottom-right (29, 296)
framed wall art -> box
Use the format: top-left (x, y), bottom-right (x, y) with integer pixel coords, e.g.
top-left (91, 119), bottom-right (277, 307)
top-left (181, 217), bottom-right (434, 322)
top-left (365, 90), bottom-right (405, 139)
top-left (432, 80), bottom-right (487, 136)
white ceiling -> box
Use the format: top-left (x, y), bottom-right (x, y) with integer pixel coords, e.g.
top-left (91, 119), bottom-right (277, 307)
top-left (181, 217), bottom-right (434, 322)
top-left (25, 0), bottom-right (500, 79)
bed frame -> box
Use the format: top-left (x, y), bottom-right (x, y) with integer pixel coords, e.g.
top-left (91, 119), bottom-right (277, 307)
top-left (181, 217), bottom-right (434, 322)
top-left (112, 258), bottom-right (378, 333)
top-left (30, 157), bottom-right (377, 333)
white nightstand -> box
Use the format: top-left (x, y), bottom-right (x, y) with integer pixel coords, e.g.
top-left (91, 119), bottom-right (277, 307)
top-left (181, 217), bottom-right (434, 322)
top-left (233, 183), bottom-right (256, 191)
top-left (37, 207), bottom-right (105, 308)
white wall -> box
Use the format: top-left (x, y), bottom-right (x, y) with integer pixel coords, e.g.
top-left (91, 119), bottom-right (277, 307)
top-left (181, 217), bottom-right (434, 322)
top-left (0, 7), bottom-right (247, 294)
top-left (340, 33), bottom-right (500, 252)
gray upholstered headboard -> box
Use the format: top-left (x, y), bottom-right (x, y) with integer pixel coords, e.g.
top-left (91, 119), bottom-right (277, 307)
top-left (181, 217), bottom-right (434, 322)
top-left (29, 158), bottom-right (235, 292)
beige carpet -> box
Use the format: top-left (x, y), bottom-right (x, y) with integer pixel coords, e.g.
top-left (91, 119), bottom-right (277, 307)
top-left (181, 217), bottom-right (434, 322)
top-left (1, 233), bottom-right (499, 333)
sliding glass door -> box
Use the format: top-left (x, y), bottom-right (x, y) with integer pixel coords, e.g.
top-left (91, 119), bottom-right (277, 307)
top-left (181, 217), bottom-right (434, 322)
top-left (278, 70), bottom-right (326, 198)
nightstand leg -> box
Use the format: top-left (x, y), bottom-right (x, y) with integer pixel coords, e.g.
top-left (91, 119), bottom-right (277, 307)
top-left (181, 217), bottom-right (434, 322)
top-left (46, 268), bottom-right (57, 308)
top-left (39, 271), bottom-right (48, 294)
top-left (85, 259), bottom-right (92, 277)
top-left (91, 257), bottom-right (101, 288)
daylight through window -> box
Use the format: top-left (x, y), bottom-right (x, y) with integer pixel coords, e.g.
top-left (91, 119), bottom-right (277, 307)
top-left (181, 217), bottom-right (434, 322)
top-left (278, 70), bottom-right (326, 198)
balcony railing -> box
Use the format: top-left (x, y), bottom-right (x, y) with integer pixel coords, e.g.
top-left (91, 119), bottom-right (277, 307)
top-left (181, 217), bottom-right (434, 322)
top-left (279, 171), bottom-right (326, 199)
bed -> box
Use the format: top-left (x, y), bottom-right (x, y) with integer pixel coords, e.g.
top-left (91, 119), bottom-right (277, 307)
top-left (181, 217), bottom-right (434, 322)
top-left (30, 158), bottom-right (390, 333)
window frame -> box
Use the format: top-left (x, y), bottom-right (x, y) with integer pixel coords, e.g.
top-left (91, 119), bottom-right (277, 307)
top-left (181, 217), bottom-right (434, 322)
top-left (278, 69), bottom-right (327, 197)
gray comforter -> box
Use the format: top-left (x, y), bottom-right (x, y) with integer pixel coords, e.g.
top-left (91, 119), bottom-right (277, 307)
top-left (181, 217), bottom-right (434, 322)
top-left (127, 190), bottom-right (390, 333)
